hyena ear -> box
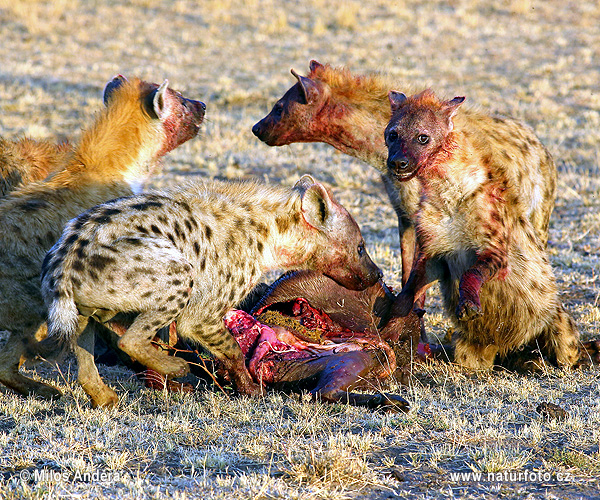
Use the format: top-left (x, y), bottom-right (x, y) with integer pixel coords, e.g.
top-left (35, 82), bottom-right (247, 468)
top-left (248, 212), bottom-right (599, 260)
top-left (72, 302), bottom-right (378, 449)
top-left (441, 96), bottom-right (465, 131)
top-left (301, 182), bottom-right (336, 231)
top-left (153, 80), bottom-right (171, 120)
top-left (388, 91), bottom-right (407, 112)
top-left (103, 75), bottom-right (128, 106)
top-left (294, 174), bottom-right (317, 192)
top-left (290, 69), bottom-right (320, 105)
top-left (309, 60), bottom-right (324, 74)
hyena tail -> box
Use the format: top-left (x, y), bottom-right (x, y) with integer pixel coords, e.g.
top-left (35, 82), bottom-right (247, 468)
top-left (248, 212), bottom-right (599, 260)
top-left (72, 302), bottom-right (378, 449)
top-left (46, 293), bottom-right (81, 342)
top-left (27, 297), bottom-right (81, 360)
top-left (27, 295), bottom-right (81, 361)
top-left (32, 251), bottom-right (82, 359)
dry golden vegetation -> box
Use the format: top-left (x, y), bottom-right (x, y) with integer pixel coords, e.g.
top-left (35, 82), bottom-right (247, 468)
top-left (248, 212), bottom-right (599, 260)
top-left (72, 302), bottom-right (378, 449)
top-left (0, 0), bottom-right (599, 498)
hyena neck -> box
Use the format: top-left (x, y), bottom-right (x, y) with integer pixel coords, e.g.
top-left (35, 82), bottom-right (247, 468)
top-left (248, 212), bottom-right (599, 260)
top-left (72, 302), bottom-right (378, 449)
top-left (420, 132), bottom-right (483, 204)
top-left (317, 102), bottom-right (389, 172)
top-left (62, 100), bottom-right (163, 188)
top-left (252, 192), bottom-right (312, 273)
top-left (310, 68), bottom-right (400, 172)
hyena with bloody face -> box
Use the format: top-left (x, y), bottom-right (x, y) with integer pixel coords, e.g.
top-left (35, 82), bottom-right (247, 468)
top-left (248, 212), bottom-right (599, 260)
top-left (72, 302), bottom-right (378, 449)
top-left (1, 137), bottom-right (71, 196)
top-left (40, 175), bottom-right (382, 407)
top-left (252, 61), bottom-right (557, 286)
top-left (0, 76), bottom-right (205, 399)
top-left (385, 89), bottom-right (579, 370)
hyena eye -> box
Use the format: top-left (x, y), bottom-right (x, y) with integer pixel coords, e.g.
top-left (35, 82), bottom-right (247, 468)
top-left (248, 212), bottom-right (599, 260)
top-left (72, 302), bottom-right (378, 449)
top-left (417, 134), bottom-right (430, 144)
top-left (357, 242), bottom-right (366, 257)
top-left (387, 130), bottom-right (398, 143)
top-left (273, 104), bottom-right (284, 117)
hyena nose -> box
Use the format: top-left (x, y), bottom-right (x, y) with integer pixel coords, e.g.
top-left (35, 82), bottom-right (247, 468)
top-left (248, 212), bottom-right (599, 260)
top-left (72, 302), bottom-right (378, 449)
top-left (187, 99), bottom-right (206, 119)
top-left (388, 154), bottom-right (410, 172)
top-left (251, 122), bottom-right (262, 138)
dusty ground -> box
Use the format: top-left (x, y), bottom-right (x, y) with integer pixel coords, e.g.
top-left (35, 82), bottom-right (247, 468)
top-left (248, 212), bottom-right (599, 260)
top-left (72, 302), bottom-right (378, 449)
top-left (0, 0), bottom-right (598, 498)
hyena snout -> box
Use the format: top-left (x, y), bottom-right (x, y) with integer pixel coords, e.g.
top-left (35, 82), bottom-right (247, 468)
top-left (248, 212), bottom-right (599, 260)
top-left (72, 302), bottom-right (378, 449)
top-left (183, 98), bottom-right (206, 129)
top-left (169, 96), bottom-right (207, 148)
top-left (355, 255), bottom-right (384, 289)
top-left (252, 116), bottom-right (286, 146)
top-left (251, 120), bottom-right (265, 138)
top-left (328, 253), bottom-right (383, 292)
top-left (387, 150), bottom-right (415, 179)
top-left (252, 119), bottom-right (273, 144)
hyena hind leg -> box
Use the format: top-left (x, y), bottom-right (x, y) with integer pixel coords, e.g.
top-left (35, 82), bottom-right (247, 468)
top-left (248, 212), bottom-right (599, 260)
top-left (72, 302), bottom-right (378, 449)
top-left (540, 306), bottom-right (580, 368)
top-left (453, 335), bottom-right (499, 370)
top-left (117, 310), bottom-right (190, 379)
top-left (74, 317), bottom-right (119, 408)
top-left (0, 324), bottom-right (62, 399)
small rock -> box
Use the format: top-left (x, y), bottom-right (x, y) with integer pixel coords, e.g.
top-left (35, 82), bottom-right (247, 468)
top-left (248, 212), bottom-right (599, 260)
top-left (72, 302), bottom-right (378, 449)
top-left (536, 402), bottom-right (568, 421)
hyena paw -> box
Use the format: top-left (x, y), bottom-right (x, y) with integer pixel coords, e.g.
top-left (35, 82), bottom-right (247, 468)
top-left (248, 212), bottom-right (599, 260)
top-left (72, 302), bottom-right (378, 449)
top-left (456, 299), bottom-right (482, 320)
top-left (158, 356), bottom-right (190, 379)
top-left (235, 376), bottom-right (263, 397)
top-left (367, 393), bottom-right (410, 413)
top-left (91, 389), bottom-right (119, 409)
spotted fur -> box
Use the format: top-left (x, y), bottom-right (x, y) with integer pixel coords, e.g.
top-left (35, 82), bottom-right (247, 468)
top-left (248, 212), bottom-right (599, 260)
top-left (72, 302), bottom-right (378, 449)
top-left (386, 90), bottom-right (579, 370)
top-left (0, 76), bottom-right (205, 402)
top-left (39, 176), bottom-right (382, 407)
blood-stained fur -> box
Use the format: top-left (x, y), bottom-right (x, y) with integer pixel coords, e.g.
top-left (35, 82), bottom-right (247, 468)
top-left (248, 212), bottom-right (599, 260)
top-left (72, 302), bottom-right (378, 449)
top-left (0, 76), bottom-right (205, 400)
top-left (39, 176), bottom-right (382, 407)
top-left (252, 61), bottom-right (557, 288)
top-left (385, 89), bottom-right (579, 370)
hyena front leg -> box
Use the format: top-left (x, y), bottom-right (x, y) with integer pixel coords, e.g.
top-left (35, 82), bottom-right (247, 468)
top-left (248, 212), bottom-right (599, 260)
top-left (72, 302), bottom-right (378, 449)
top-left (457, 247), bottom-right (508, 321)
top-left (73, 316), bottom-right (119, 408)
top-left (177, 316), bottom-right (262, 396)
top-left (393, 252), bottom-right (444, 317)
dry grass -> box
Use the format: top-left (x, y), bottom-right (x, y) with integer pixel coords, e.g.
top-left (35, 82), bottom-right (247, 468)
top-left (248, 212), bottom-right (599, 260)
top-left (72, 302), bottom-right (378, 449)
top-left (0, 0), bottom-right (599, 498)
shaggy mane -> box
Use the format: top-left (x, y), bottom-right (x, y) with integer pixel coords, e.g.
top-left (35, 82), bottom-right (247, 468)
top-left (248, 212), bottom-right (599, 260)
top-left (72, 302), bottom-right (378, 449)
top-left (307, 63), bottom-right (407, 116)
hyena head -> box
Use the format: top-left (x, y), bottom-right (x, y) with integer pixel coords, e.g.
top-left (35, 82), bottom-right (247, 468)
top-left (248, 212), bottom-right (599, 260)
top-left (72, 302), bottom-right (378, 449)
top-left (252, 60), bottom-right (329, 146)
top-left (297, 175), bottom-right (382, 291)
top-left (385, 89), bottom-right (464, 181)
top-left (103, 75), bottom-right (206, 157)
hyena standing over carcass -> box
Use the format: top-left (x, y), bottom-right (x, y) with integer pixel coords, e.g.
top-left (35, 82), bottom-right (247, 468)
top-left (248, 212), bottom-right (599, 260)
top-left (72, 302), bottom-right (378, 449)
top-left (252, 61), bottom-right (557, 287)
top-left (0, 76), bottom-right (205, 400)
top-left (40, 176), bottom-right (382, 407)
top-left (385, 89), bottom-right (579, 370)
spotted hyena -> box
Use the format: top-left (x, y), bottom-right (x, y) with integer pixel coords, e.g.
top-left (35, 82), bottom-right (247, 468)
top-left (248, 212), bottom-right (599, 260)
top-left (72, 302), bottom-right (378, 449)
top-left (1, 137), bottom-right (71, 197)
top-left (252, 61), bottom-right (557, 287)
top-left (385, 89), bottom-right (579, 370)
top-left (0, 75), bottom-right (205, 400)
top-left (39, 175), bottom-right (382, 407)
